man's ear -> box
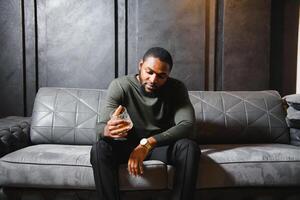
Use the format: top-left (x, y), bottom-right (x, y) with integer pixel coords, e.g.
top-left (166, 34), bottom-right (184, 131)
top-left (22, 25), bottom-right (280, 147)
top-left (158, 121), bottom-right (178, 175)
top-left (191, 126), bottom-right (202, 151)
top-left (138, 59), bottom-right (143, 71)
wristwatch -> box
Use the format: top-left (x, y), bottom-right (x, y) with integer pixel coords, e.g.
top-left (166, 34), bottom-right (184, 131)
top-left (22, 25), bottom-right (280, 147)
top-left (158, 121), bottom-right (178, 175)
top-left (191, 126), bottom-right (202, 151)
top-left (140, 138), bottom-right (152, 150)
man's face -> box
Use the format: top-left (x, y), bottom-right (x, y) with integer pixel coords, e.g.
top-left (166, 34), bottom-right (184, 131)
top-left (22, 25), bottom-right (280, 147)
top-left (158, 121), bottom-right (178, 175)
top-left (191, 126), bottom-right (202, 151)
top-left (138, 56), bottom-right (170, 93)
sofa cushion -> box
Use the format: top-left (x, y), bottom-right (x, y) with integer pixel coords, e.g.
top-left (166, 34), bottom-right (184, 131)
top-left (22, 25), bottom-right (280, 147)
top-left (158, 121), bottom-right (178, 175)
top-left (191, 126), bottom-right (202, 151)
top-left (290, 128), bottom-right (300, 146)
top-left (0, 116), bottom-right (31, 157)
top-left (1, 144), bottom-right (300, 190)
top-left (197, 143), bottom-right (300, 188)
top-left (283, 94), bottom-right (300, 110)
top-left (0, 144), bottom-right (168, 190)
top-left (286, 107), bottom-right (300, 128)
top-left (30, 88), bottom-right (107, 145)
top-left (189, 91), bottom-right (289, 144)
top-left (168, 144), bottom-right (300, 189)
top-left (31, 88), bottom-right (289, 145)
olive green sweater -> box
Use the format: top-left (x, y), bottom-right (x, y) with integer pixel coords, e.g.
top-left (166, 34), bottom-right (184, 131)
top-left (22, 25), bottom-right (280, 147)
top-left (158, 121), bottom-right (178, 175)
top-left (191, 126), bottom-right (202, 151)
top-left (98, 74), bottom-right (195, 146)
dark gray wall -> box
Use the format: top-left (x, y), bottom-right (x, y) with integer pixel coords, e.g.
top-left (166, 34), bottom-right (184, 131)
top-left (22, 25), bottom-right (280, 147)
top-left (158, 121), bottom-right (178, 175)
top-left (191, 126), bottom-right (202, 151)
top-left (127, 0), bottom-right (206, 90)
top-left (270, 0), bottom-right (299, 96)
top-left (1, 0), bottom-right (293, 118)
top-left (37, 0), bottom-right (115, 89)
top-left (1, 0), bottom-right (117, 117)
top-left (216, 0), bottom-right (271, 90)
top-left (0, 0), bottom-right (24, 117)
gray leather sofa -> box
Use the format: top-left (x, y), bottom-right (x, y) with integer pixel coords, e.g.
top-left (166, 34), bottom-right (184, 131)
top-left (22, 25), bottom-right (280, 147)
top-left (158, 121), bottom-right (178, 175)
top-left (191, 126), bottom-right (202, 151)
top-left (1, 87), bottom-right (300, 200)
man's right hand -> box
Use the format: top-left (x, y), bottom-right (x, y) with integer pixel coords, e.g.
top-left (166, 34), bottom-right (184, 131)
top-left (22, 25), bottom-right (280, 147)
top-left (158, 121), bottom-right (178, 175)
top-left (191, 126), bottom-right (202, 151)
top-left (103, 105), bottom-right (132, 139)
top-left (103, 118), bottom-right (131, 139)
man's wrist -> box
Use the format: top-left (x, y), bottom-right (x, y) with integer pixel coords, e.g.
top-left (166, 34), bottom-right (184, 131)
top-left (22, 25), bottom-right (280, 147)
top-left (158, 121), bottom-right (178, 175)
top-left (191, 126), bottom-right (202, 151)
top-left (140, 138), bottom-right (152, 151)
top-left (139, 137), bottom-right (157, 151)
top-left (148, 137), bottom-right (157, 148)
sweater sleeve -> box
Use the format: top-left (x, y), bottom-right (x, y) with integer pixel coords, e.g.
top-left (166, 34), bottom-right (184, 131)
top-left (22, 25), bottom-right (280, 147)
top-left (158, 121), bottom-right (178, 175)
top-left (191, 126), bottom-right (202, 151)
top-left (152, 83), bottom-right (195, 146)
top-left (97, 80), bottom-right (124, 138)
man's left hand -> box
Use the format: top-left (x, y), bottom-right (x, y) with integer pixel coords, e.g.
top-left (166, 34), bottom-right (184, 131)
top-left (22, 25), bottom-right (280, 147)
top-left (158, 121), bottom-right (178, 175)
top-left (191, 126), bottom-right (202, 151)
top-left (128, 145), bottom-right (149, 176)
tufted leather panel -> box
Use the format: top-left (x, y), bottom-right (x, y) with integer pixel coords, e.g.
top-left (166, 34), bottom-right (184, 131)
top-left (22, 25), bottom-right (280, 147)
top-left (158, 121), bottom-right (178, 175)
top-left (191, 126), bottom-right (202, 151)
top-left (0, 116), bottom-right (31, 157)
top-left (30, 88), bottom-right (107, 145)
top-left (189, 91), bottom-right (289, 144)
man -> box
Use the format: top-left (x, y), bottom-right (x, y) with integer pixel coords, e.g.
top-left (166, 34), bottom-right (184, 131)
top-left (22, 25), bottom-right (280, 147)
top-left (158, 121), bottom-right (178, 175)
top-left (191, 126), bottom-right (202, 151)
top-left (90, 47), bottom-right (200, 200)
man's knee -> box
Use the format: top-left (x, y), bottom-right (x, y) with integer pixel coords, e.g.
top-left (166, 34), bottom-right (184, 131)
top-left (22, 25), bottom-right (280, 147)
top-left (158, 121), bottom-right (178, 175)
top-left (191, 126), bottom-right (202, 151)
top-left (174, 138), bottom-right (200, 157)
top-left (90, 139), bottom-right (113, 165)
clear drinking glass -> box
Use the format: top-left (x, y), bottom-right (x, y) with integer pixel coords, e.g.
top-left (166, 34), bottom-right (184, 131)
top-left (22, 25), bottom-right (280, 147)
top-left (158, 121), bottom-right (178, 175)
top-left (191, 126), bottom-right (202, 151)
top-left (110, 106), bottom-right (133, 140)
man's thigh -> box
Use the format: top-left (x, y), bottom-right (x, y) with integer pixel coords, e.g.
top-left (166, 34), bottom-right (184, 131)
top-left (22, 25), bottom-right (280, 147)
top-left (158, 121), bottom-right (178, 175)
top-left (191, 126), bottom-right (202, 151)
top-left (146, 138), bottom-right (199, 165)
top-left (146, 145), bottom-right (171, 164)
top-left (99, 137), bottom-right (137, 164)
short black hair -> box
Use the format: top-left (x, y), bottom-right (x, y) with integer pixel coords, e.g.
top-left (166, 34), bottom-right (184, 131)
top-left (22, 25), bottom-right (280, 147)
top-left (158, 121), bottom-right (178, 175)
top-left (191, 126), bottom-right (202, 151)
top-left (143, 47), bottom-right (173, 70)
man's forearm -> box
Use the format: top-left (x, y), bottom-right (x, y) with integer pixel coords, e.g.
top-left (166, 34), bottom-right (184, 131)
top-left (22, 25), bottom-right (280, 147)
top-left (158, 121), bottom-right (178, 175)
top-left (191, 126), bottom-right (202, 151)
top-left (152, 121), bottom-right (194, 146)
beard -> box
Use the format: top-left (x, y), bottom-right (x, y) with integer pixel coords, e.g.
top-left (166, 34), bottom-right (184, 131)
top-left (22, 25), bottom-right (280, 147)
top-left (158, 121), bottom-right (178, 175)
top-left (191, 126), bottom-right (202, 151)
top-left (138, 73), bottom-right (160, 97)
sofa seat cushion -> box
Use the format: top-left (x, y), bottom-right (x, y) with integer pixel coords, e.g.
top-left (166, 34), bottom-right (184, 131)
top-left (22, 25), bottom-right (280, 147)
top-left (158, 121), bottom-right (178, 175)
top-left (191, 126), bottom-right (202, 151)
top-left (198, 143), bottom-right (300, 188)
top-left (0, 144), bottom-right (168, 190)
top-left (169, 144), bottom-right (300, 189)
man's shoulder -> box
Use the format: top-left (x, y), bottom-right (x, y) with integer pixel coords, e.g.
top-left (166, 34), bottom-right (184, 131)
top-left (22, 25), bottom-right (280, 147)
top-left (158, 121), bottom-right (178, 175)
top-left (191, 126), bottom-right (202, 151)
top-left (161, 77), bottom-right (188, 98)
top-left (167, 77), bottom-right (183, 84)
top-left (112, 75), bottom-right (132, 83)
top-left (109, 75), bottom-right (136, 90)
top-left (166, 77), bottom-right (186, 89)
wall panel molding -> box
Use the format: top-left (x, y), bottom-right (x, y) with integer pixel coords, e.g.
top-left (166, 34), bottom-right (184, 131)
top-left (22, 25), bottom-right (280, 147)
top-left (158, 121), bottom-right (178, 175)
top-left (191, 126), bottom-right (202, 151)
top-left (24, 0), bottom-right (37, 116)
top-left (205, 0), bottom-right (217, 91)
top-left (215, 0), bottom-right (224, 91)
top-left (36, 0), bottom-right (47, 88)
top-left (117, 0), bottom-right (127, 77)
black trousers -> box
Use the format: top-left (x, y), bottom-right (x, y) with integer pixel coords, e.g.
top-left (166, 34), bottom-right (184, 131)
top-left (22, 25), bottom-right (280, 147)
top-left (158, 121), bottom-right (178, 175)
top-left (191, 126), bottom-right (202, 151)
top-left (90, 137), bottom-right (200, 200)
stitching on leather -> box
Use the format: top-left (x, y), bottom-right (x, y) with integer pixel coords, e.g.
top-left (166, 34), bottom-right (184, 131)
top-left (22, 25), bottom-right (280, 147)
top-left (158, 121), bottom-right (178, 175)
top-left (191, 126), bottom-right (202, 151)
top-left (32, 88), bottom-right (105, 144)
top-left (52, 89), bottom-right (59, 142)
top-left (64, 89), bottom-right (100, 114)
top-left (0, 160), bottom-right (92, 167)
top-left (188, 93), bottom-right (224, 113)
top-left (220, 92), bottom-right (227, 127)
top-left (31, 127), bottom-right (52, 142)
top-left (263, 95), bottom-right (272, 138)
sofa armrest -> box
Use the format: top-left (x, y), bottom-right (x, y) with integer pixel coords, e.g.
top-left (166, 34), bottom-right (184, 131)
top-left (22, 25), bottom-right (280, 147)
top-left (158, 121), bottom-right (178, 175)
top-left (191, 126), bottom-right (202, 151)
top-left (0, 116), bottom-right (31, 157)
top-left (290, 128), bottom-right (300, 146)
top-left (283, 94), bottom-right (300, 146)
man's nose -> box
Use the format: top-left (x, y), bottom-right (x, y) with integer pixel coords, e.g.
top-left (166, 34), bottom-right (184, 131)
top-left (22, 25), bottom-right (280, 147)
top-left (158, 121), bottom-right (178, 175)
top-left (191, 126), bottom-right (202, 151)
top-left (149, 74), bottom-right (158, 83)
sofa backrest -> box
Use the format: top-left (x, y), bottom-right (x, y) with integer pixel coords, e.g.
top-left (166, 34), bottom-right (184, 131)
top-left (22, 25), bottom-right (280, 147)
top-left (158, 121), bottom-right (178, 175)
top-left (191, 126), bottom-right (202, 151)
top-left (31, 88), bottom-right (289, 145)
top-left (190, 90), bottom-right (289, 144)
top-left (30, 87), bottom-right (107, 145)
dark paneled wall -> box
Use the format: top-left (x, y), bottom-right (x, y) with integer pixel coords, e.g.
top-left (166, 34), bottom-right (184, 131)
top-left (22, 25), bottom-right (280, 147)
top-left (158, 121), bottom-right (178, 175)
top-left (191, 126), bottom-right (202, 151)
top-left (217, 0), bottom-right (271, 90)
top-left (37, 0), bottom-right (115, 89)
top-left (281, 0), bottom-right (299, 95)
top-left (0, 0), bottom-right (24, 117)
top-left (270, 0), bottom-right (299, 96)
top-left (127, 0), bottom-right (206, 90)
top-left (280, 0), bottom-right (298, 96)
top-left (1, 0), bottom-right (295, 118)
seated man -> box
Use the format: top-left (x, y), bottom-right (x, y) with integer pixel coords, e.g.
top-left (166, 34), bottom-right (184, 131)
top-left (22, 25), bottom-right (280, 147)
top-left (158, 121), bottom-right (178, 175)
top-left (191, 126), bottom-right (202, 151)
top-left (90, 47), bottom-right (200, 200)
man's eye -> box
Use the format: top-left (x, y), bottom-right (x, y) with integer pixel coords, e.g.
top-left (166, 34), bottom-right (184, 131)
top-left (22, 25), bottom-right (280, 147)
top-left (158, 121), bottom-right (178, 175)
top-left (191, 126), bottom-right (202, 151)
top-left (147, 71), bottom-right (153, 75)
top-left (158, 75), bottom-right (167, 79)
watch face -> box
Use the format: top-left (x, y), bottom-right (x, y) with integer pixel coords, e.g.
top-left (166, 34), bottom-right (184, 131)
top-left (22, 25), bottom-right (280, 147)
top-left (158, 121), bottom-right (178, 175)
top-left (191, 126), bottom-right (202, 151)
top-left (140, 138), bottom-right (147, 145)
